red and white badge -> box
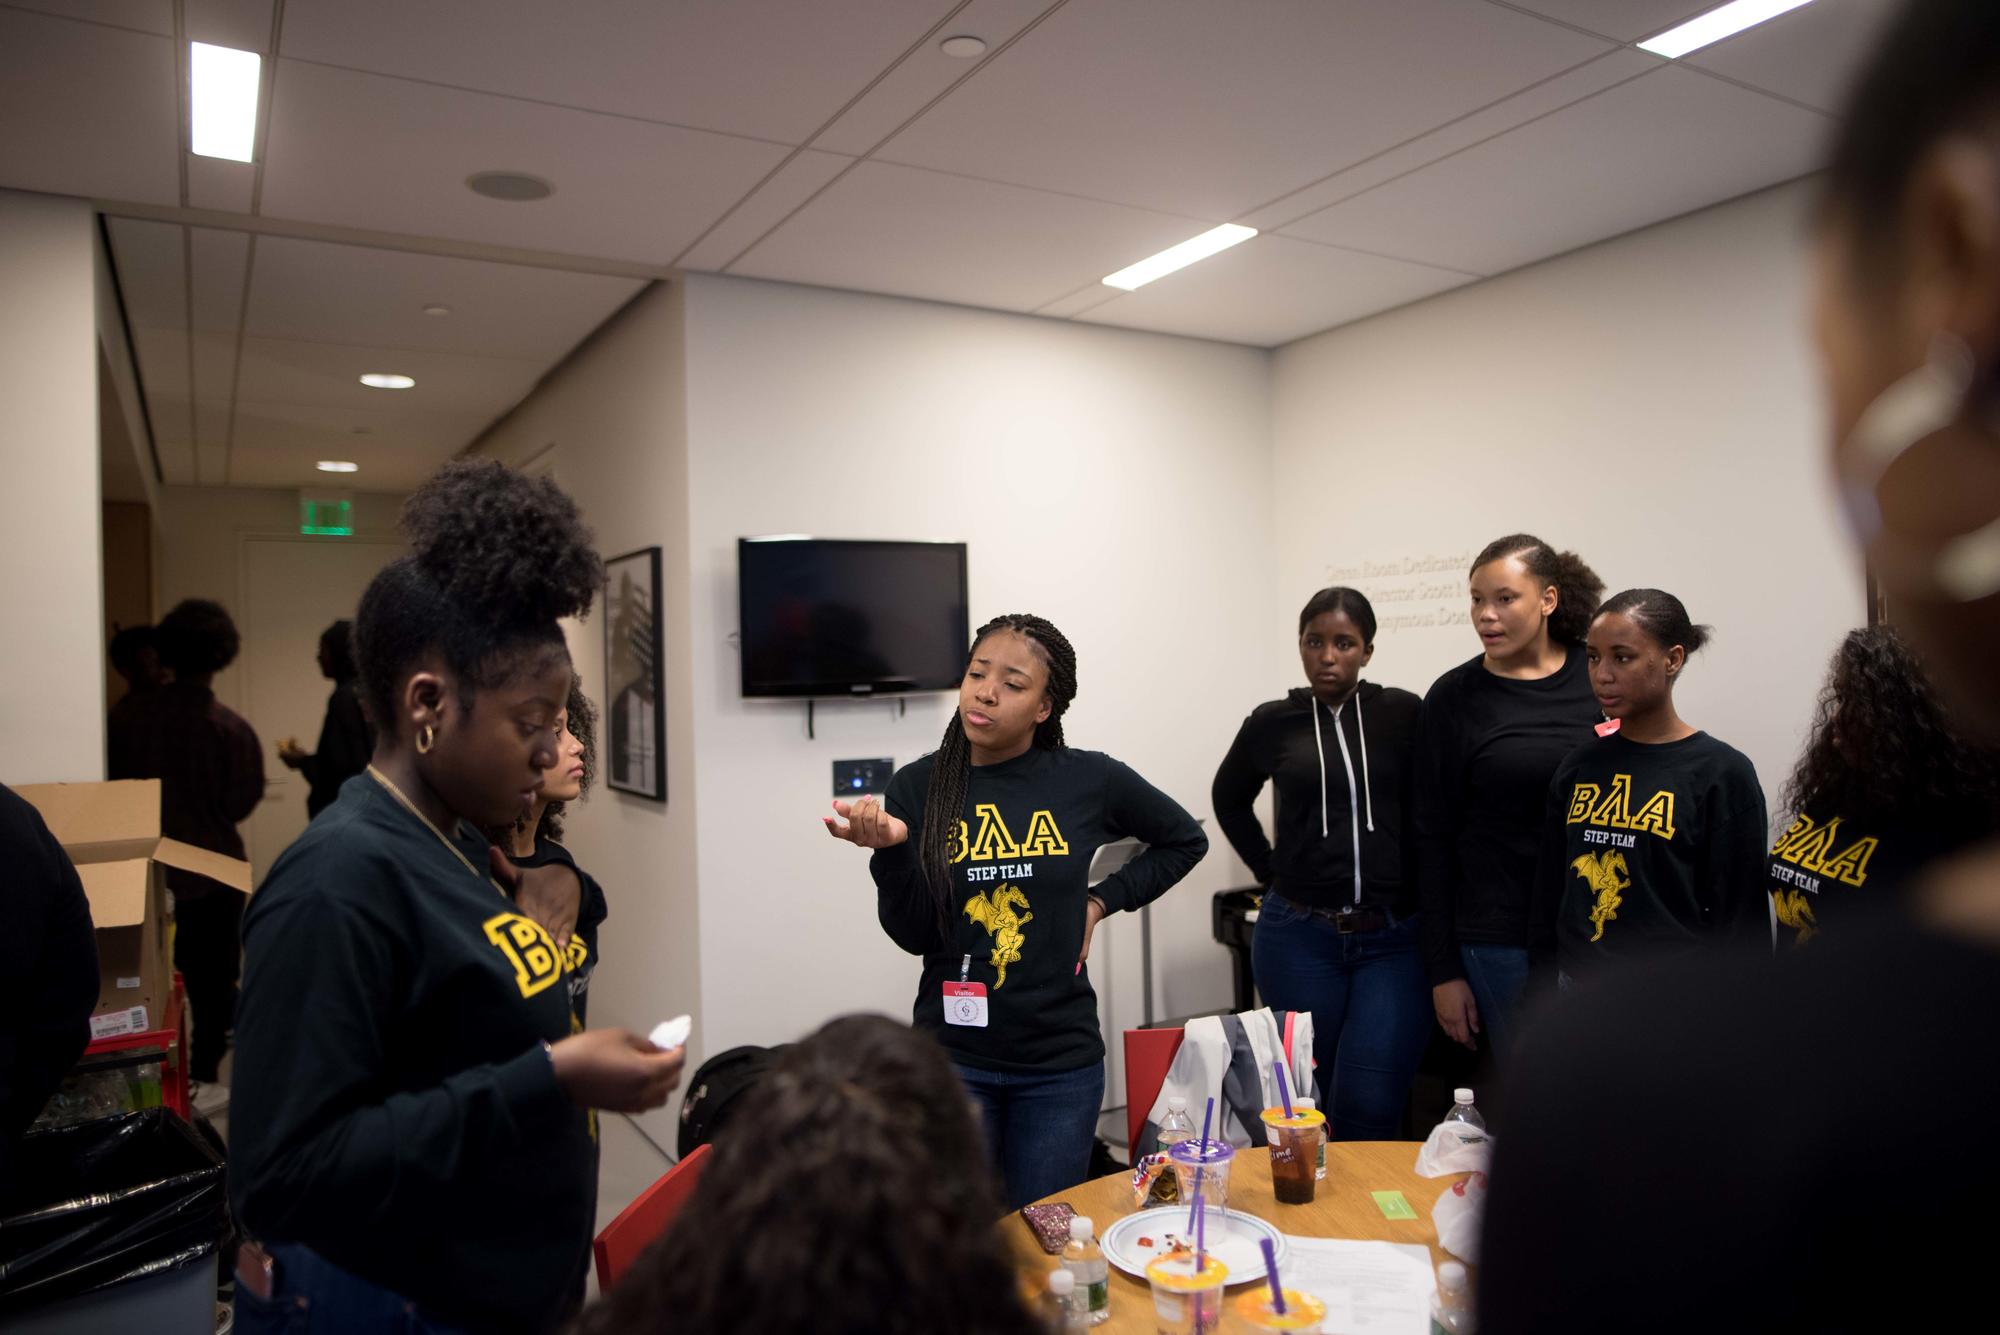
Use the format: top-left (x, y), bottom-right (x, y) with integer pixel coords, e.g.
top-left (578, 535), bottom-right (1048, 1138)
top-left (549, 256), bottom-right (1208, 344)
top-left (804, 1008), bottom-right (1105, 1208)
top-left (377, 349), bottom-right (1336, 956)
top-left (943, 980), bottom-right (989, 1028)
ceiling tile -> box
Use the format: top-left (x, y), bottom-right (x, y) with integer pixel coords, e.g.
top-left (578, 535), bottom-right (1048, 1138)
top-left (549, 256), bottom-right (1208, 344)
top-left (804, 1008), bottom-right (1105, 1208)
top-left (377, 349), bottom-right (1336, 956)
top-left (129, 327), bottom-right (192, 406)
top-left (1281, 66), bottom-right (1828, 276)
top-left (676, 150), bottom-right (855, 272)
top-left (187, 0), bottom-right (272, 52)
top-left (244, 236), bottom-right (644, 360)
top-left (1036, 286), bottom-right (1119, 319)
top-left (812, 0), bottom-right (1051, 157)
top-left (259, 59), bottom-right (791, 264)
top-left (3, 1), bottom-right (172, 36)
top-left (108, 217), bottom-right (189, 329)
top-left (1499, 1), bottom-right (1713, 43)
top-left (225, 400), bottom-right (489, 490)
top-left (231, 336), bottom-right (545, 420)
top-left (276, 0), bottom-right (957, 145)
top-left (730, 160), bottom-right (1209, 314)
top-left (1685, 0), bottom-right (1900, 113)
top-left (190, 226), bottom-right (251, 333)
top-left (190, 330), bottom-right (237, 416)
top-left (1076, 235), bottom-right (1474, 347)
top-left (186, 156), bottom-right (255, 212)
top-left (0, 8), bottom-right (179, 204)
top-left (873, 0), bottom-right (1612, 219)
top-left (1240, 48), bottom-right (1658, 236)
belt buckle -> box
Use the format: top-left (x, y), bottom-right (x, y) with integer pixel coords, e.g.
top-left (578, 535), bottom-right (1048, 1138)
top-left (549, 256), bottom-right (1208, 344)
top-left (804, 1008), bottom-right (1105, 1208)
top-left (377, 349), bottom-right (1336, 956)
top-left (1334, 909), bottom-right (1360, 935)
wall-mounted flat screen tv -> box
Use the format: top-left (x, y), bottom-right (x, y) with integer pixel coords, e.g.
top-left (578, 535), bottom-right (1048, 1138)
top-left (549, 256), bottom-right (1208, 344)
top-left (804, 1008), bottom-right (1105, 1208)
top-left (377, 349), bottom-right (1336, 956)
top-left (738, 537), bottom-right (969, 698)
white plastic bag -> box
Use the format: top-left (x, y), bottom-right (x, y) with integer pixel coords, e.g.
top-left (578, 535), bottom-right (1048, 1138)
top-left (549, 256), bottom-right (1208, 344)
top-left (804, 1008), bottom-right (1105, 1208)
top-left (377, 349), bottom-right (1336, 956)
top-left (1431, 1170), bottom-right (1488, 1264)
top-left (1414, 1114), bottom-right (1493, 1177)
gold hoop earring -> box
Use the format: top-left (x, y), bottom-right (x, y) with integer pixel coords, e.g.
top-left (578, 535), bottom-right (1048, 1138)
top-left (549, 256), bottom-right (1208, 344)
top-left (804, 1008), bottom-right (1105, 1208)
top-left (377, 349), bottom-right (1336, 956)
top-left (416, 724), bottom-right (435, 755)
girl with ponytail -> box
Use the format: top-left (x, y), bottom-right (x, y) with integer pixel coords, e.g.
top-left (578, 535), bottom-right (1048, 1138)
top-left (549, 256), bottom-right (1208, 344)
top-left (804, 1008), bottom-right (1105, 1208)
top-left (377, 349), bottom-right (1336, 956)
top-left (825, 613), bottom-right (1207, 1208)
top-left (231, 462), bottom-right (683, 1335)
top-left (1412, 533), bottom-right (1605, 1062)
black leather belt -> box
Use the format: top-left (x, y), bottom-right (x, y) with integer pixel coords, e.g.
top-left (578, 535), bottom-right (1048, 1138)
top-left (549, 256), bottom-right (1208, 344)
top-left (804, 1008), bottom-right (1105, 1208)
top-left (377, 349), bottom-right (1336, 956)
top-left (1300, 903), bottom-right (1393, 934)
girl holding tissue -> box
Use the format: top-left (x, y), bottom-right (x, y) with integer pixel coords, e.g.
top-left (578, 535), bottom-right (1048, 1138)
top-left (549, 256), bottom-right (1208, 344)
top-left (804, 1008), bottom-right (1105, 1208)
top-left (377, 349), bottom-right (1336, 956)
top-left (231, 462), bottom-right (683, 1335)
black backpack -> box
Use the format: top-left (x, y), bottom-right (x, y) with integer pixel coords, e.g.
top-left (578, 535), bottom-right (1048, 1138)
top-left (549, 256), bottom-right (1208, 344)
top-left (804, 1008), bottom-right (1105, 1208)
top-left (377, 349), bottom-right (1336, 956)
top-left (676, 1044), bottom-right (789, 1159)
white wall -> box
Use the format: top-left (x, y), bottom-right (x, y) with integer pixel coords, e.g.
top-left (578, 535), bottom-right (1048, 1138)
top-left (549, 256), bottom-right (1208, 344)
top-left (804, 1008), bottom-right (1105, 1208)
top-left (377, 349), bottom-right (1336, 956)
top-left (1271, 179), bottom-right (1862, 816)
top-left (680, 274), bottom-right (1276, 1084)
top-left (0, 190), bottom-right (103, 785)
top-left (473, 282), bottom-right (702, 1151)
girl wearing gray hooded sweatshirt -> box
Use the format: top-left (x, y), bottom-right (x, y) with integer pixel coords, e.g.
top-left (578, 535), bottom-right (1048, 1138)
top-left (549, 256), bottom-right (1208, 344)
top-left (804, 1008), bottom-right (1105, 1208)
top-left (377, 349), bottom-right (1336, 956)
top-left (1211, 587), bottom-right (1425, 1140)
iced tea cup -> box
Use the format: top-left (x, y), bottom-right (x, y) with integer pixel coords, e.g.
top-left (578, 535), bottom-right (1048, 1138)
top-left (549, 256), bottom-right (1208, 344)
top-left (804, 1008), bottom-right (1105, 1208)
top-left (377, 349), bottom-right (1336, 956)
top-left (1167, 1137), bottom-right (1235, 1237)
top-left (1229, 1287), bottom-right (1328, 1332)
top-left (1260, 1108), bottom-right (1326, 1205)
top-left (1145, 1252), bottom-right (1229, 1334)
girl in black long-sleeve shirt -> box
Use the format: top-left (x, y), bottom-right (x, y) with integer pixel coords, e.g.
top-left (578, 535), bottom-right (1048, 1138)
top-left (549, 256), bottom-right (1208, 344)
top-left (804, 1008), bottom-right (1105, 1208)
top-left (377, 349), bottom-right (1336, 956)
top-left (825, 613), bottom-right (1206, 1209)
top-left (1413, 534), bottom-right (1604, 1061)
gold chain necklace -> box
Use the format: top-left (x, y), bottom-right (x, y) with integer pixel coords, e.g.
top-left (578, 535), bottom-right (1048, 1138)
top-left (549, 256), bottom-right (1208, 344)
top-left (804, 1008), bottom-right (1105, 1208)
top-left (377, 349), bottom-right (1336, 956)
top-left (367, 765), bottom-right (504, 897)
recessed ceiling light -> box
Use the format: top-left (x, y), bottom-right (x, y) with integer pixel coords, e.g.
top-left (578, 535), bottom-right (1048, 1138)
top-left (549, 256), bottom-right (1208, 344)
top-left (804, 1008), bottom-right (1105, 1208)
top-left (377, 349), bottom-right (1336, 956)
top-left (467, 171), bottom-right (555, 202)
top-left (421, 303), bottom-right (452, 317)
top-left (940, 35), bottom-right (987, 58)
top-left (1102, 224), bottom-right (1258, 291)
top-left (189, 42), bottom-right (261, 162)
top-left (1638, 0), bottom-right (1817, 59)
top-left (316, 460), bottom-right (359, 473)
top-left (349, 426), bottom-right (373, 435)
top-left (359, 373), bottom-right (415, 390)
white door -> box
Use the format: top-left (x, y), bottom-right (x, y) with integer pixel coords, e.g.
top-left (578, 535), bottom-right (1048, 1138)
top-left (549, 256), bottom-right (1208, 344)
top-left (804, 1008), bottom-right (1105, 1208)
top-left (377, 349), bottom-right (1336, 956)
top-left (238, 535), bottom-right (403, 882)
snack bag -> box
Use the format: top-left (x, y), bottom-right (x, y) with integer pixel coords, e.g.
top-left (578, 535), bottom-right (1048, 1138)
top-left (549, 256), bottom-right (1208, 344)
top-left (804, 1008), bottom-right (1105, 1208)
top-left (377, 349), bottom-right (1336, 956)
top-left (1431, 1171), bottom-right (1488, 1263)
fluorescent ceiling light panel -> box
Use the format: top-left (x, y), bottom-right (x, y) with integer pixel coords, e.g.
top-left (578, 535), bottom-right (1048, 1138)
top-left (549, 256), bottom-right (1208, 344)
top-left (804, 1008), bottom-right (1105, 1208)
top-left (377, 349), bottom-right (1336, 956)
top-left (359, 373), bottom-right (416, 389)
top-left (1638, 0), bottom-right (1816, 59)
top-left (316, 461), bottom-right (359, 473)
top-left (190, 42), bottom-right (261, 162)
top-left (1102, 224), bottom-right (1258, 291)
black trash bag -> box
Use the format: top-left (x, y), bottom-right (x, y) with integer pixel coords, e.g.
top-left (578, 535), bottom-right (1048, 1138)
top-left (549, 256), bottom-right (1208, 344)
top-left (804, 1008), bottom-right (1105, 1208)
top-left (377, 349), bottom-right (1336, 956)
top-left (0, 1108), bottom-right (227, 1313)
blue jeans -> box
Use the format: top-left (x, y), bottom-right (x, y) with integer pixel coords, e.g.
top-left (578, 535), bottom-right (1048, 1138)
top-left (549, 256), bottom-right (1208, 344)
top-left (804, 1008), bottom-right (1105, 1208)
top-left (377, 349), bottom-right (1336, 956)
top-left (232, 1243), bottom-right (473, 1335)
top-left (1459, 943), bottom-right (1531, 1062)
top-left (1252, 897), bottom-right (1430, 1141)
top-left (955, 1058), bottom-right (1105, 1211)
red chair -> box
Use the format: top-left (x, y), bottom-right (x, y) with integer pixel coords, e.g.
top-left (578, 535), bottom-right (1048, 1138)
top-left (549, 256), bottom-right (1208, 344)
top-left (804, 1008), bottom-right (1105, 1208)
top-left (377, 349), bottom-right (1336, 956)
top-left (592, 1142), bottom-right (712, 1292)
top-left (1122, 1027), bottom-right (1186, 1164)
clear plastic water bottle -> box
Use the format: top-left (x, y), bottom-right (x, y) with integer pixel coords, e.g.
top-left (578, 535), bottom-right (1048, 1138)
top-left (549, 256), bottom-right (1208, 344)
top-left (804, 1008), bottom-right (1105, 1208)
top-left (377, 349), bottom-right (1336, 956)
top-left (1430, 1259), bottom-right (1474, 1333)
top-left (1293, 1095), bottom-right (1326, 1179)
top-left (1154, 1096), bottom-right (1196, 1202)
top-left (1045, 1267), bottom-right (1087, 1332)
top-left (1062, 1216), bottom-right (1111, 1325)
top-left (1443, 1087), bottom-right (1488, 1143)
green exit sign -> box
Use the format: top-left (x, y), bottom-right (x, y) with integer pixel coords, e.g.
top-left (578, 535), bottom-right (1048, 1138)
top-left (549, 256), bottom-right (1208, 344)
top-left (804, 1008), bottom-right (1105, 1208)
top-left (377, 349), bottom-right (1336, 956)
top-left (300, 498), bottom-right (353, 536)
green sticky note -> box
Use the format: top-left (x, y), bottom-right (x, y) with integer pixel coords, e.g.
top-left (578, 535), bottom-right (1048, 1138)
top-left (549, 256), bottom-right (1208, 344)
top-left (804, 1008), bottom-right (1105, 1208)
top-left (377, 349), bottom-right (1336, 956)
top-left (1371, 1190), bottom-right (1418, 1221)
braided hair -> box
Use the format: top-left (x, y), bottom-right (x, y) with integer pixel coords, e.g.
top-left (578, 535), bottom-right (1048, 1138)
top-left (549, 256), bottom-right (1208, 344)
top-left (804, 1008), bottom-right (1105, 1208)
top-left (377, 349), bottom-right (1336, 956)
top-left (917, 614), bottom-right (1078, 933)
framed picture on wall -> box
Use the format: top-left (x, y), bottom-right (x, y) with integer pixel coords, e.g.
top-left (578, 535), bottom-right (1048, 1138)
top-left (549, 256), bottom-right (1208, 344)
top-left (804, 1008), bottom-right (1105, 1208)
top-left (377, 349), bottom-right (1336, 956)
top-left (604, 546), bottom-right (666, 802)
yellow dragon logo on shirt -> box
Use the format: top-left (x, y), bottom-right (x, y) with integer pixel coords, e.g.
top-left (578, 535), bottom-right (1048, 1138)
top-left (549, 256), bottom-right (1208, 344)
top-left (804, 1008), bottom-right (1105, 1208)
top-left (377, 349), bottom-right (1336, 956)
top-left (964, 884), bottom-right (1032, 988)
top-left (1771, 889), bottom-right (1819, 944)
top-left (1571, 851), bottom-right (1631, 942)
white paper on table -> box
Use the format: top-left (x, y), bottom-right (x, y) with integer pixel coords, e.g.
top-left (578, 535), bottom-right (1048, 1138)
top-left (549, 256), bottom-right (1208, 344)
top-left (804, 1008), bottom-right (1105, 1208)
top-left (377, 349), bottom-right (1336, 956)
top-left (1278, 1237), bottom-right (1436, 1335)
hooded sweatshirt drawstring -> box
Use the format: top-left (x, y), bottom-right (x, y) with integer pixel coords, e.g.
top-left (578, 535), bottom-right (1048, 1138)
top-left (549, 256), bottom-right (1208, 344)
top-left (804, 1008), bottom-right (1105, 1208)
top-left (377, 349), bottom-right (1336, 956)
top-left (1313, 692), bottom-right (1373, 906)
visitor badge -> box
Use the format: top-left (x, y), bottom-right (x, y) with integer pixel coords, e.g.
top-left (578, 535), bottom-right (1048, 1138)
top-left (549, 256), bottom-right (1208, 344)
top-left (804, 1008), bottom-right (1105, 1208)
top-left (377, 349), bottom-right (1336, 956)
top-left (943, 981), bottom-right (989, 1027)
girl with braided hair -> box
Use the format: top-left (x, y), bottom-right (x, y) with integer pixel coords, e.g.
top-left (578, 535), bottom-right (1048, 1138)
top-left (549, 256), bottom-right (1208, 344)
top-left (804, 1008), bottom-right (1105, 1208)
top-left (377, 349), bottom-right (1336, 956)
top-left (826, 613), bottom-right (1207, 1208)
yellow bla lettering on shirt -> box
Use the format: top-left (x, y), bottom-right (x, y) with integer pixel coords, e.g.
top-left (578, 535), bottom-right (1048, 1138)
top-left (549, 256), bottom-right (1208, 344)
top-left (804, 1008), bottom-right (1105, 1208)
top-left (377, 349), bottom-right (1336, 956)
top-left (483, 912), bottom-right (564, 999)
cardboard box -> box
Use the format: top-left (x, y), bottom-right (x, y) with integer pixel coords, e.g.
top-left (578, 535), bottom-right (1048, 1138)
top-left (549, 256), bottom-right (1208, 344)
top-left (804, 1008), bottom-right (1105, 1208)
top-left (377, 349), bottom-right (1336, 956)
top-left (14, 780), bottom-right (252, 1038)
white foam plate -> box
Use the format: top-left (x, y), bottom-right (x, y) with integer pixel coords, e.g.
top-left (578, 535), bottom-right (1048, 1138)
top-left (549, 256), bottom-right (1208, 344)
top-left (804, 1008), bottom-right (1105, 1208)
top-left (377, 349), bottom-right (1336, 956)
top-left (649, 1015), bottom-right (691, 1050)
top-left (1099, 1206), bottom-right (1287, 1285)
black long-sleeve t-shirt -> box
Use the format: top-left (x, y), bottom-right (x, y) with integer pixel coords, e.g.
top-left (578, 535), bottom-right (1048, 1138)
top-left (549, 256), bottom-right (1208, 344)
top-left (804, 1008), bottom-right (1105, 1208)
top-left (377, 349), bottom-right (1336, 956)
top-left (510, 834), bottom-right (609, 1026)
top-left (0, 785), bottom-right (98, 1172)
top-left (1767, 805), bottom-right (1982, 948)
top-left (1211, 682), bottom-right (1421, 914)
top-left (1533, 730), bottom-right (1770, 978)
top-left (301, 680), bottom-right (373, 819)
top-left (870, 747), bottom-right (1207, 1074)
top-left (231, 774), bottom-right (593, 1335)
top-left (1414, 649), bottom-right (1600, 983)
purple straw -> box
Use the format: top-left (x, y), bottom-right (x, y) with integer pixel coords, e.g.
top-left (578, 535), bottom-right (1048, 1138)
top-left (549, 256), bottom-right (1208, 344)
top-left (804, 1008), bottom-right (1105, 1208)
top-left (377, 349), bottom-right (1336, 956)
top-left (1273, 1060), bottom-right (1294, 1118)
top-left (1195, 1186), bottom-right (1206, 1272)
top-left (1188, 1183), bottom-right (1204, 1247)
top-left (1260, 1237), bottom-right (1286, 1313)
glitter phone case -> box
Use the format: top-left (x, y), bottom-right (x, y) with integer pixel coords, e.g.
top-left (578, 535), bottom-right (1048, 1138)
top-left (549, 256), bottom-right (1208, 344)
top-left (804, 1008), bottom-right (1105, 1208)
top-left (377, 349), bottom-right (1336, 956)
top-left (1019, 1202), bottom-right (1076, 1254)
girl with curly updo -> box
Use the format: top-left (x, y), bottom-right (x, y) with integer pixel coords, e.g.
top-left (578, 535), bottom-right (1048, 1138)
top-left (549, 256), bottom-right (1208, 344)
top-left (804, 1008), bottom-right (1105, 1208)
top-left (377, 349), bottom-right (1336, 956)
top-left (574, 1015), bottom-right (1041, 1335)
top-left (823, 614), bottom-right (1207, 1209)
top-left (1769, 626), bottom-right (1997, 946)
top-left (231, 462), bottom-right (684, 1335)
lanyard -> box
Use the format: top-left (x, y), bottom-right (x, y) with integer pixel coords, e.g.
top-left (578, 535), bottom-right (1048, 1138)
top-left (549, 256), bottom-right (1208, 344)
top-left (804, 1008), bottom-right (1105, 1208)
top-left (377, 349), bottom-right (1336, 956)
top-left (959, 953), bottom-right (972, 984)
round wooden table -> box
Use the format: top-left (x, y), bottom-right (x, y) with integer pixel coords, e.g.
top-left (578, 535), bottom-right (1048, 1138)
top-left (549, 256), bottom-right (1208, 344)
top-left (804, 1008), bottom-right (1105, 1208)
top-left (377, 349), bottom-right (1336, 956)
top-left (1004, 1142), bottom-right (1463, 1332)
